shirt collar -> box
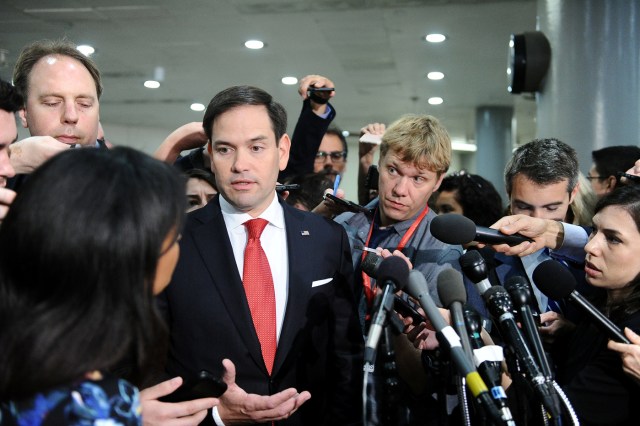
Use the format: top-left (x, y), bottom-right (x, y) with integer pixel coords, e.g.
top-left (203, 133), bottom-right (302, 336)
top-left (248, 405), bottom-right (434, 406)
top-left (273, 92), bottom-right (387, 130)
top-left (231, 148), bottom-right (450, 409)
top-left (219, 192), bottom-right (285, 230)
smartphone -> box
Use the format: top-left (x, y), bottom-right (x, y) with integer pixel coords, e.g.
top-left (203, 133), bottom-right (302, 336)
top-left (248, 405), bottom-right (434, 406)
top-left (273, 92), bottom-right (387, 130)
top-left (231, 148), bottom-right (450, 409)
top-left (324, 193), bottom-right (371, 215)
top-left (307, 87), bottom-right (334, 92)
top-left (365, 165), bottom-right (379, 191)
top-left (276, 184), bottom-right (301, 192)
top-left (394, 293), bottom-right (424, 325)
top-left (159, 370), bottom-right (227, 403)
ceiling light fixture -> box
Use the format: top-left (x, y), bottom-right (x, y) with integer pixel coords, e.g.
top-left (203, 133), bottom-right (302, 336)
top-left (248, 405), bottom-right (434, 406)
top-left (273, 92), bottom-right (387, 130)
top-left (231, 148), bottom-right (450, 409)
top-left (77, 45), bottom-right (95, 56)
top-left (428, 97), bottom-right (443, 105)
top-left (144, 80), bottom-right (160, 89)
top-left (427, 71), bottom-right (444, 80)
top-left (190, 103), bottom-right (205, 112)
top-left (425, 34), bottom-right (446, 43)
top-left (281, 76), bottom-right (298, 85)
top-left (451, 141), bottom-right (477, 152)
top-left (245, 40), bottom-right (264, 49)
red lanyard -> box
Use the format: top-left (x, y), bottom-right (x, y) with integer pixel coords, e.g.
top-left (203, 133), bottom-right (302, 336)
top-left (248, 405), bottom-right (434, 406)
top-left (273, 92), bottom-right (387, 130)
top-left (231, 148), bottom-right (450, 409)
top-left (361, 204), bottom-right (430, 310)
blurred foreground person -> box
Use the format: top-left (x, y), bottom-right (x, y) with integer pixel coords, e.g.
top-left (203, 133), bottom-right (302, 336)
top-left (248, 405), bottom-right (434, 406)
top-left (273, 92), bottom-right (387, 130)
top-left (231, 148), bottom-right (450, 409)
top-left (0, 147), bottom-right (217, 424)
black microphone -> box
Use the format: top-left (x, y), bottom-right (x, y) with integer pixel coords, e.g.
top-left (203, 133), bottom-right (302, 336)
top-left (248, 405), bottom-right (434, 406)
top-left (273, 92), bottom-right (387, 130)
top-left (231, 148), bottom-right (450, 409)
top-left (484, 286), bottom-right (562, 419)
top-left (532, 259), bottom-right (630, 344)
top-left (364, 256), bottom-right (409, 364)
top-left (362, 251), bottom-right (425, 325)
top-left (405, 270), bottom-right (509, 426)
top-left (432, 214), bottom-right (533, 247)
top-left (463, 305), bottom-right (514, 425)
top-left (504, 276), bottom-right (552, 379)
top-left (361, 250), bottom-right (382, 277)
top-left (438, 269), bottom-right (474, 363)
top-left (459, 250), bottom-right (493, 296)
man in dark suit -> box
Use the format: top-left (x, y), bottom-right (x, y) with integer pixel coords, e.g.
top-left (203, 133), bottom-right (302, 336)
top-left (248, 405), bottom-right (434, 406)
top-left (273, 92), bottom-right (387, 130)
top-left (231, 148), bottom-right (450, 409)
top-left (158, 85), bottom-right (363, 425)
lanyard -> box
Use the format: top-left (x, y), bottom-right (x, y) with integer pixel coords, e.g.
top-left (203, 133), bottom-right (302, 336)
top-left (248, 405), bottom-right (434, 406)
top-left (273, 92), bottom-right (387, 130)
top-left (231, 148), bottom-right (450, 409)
top-left (361, 203), bottom-right (430, 310)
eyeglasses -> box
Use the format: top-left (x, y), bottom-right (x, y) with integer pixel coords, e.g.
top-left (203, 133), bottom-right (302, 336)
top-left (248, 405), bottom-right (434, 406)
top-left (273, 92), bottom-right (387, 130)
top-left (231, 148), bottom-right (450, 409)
top-left (585, 175), bottom-right (605, 181)
top-left (615, 172), bottom-right (640, 185)
top-left (315, 150), bottom-right (346, 162)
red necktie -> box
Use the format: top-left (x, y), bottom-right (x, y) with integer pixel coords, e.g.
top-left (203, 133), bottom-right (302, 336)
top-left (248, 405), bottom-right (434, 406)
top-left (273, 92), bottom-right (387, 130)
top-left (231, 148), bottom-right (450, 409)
top-left (242, 218), bottom-right (277, 375)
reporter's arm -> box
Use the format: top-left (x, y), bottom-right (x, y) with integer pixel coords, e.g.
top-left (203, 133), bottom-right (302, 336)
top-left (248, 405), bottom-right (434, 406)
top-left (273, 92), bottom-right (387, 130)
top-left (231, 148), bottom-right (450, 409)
top-left (154, 122), bottom-right (208, 164)
top-left (140, 377), bottom-right (218, 426)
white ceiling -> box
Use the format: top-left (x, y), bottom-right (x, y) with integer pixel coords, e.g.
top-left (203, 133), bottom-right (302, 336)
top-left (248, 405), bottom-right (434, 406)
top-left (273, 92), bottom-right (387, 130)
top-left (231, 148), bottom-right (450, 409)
top-left (0, 0), bottom-right (538, 145)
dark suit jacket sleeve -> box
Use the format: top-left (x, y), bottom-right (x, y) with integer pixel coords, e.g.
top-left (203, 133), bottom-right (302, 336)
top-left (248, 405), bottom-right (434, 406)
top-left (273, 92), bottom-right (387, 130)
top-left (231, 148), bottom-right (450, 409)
top-left (326, 223), bottom-right (364, 425)
top-left (279, 99), bottom-right (336, 181)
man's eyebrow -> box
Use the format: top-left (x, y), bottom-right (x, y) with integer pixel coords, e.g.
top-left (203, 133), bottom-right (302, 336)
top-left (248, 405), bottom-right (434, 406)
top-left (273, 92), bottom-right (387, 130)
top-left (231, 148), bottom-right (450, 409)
top-left (37, 93), bottom-right (96, 100)
top-left (512, 199), bottom-right (563, 208)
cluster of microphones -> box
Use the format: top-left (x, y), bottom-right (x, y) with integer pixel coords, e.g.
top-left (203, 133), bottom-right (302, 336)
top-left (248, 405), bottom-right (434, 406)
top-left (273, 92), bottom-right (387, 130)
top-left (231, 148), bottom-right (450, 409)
top-left (362, 213), bottom-right (631, 426)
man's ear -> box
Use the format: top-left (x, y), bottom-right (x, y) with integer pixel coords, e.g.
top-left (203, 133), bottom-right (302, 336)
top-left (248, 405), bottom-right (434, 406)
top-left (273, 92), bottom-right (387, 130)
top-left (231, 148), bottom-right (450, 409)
top-left (605, 175), bottom-right (617, 192)
top-left (19, 109), bottom-right (28, 128)
top-left (568, 181), bottom-right (580, 204)
top-left (278, 134), bottom-right (291, 171)
top-left (432, 172), bottom-right (446, 193)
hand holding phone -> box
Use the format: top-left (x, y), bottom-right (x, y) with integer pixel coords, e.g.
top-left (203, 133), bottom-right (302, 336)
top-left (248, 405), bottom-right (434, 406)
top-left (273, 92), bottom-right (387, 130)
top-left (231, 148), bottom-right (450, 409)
top-left (159, 370), bottom-right (227, 403)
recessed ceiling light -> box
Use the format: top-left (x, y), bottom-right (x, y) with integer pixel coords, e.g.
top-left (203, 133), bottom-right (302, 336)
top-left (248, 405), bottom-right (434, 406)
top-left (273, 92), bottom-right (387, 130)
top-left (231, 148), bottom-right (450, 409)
top-left (425, 34), bottom-right (446, 43)
top-left (245, 40), bottom-right (264, 49)
top-left (144, 80), bottom-right (160, 89)
top-left (428, 97), bottom-right (443, 105)
top-left (77, 44), bottom-right (95, 56)
top-left (427, 71), bottom-right (444, 80)
top-left (281, 76), bottom-right (298, 85)
top-left (190, 103), bottom-right (205, 112)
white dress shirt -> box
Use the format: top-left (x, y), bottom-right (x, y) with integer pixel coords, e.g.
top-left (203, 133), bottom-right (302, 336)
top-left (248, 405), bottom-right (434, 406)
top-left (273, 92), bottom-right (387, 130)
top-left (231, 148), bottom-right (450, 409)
top-left (219, 193), bottom-right (289, 341)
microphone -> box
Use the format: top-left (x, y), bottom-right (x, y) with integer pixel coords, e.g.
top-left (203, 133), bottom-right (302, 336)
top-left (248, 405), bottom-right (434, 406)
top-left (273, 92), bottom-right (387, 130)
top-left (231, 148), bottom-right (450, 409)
top-left (463, 305), bottom-right (514, 425)
top-left (504, 276), bottom-right (551, 379)
top-left (437, 269), bottom-right (475, 425)
top-left (405, 270), bottom-right (509, 426)
top-left (437, 269), bottom-right (474, 363)
top-left (459, 250), bottom-right (493, 296)
top-left (532, 259), bottom-right (630, 344)
top-left (432, 214), bottom-right (533, 247)
top-left (362, 251), bottom-right (425, 325)
top-left (364, 256), bottom-right (409, 364)
top-left (361, 250), bottom-right (382, 277)
top-left (484, 286), bottom-right (562, 419)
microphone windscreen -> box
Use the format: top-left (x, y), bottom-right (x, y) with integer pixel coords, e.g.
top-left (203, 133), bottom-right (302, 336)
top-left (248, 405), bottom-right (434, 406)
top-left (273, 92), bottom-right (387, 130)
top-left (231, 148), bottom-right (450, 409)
top-left (431, 214), bottom-right (476, 245)
top-left (437, 268), bottom-right (467, 306)
top-left (532, 259), bottom-right (576, 299)
top-left (376, 256), bottom-right (410, 291)
top-left (361, 251), bottom-right (382, 278)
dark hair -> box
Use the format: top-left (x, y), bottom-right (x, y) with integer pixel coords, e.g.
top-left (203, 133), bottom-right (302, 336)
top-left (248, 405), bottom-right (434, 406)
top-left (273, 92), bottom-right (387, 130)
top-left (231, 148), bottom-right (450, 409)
top-left (592, 145), bottom-right (640, 180)
top-left (202, 85), bottom-right (287, 143)
top-left (185, 167), bottom-right (217, 192)
top-left (325, 127), bottom-right (348, 157)
top-left (0, 78), bottom-right (23, 112)
top-left (284, 172), bottom-right (333, 211)
top-left (438, 172), bottom-right (504, 227)
top-left (504, 138), bottom-right (578, 196)
top-left (593, 184), bottom-right (640, 318)
top-left (0, 147), bottom-right (186, 399)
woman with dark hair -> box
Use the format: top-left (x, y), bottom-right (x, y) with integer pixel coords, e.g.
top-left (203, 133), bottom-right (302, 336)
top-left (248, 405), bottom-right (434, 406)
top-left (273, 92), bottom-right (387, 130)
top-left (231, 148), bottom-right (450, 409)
top-left (0, 147), bottom-right (208, 424)
top-left (185, 168), bottom-right (217, 212)
top-left (542, 184), bottom-right (640, 425)
top-left (434, 170), bottom-right (504, 227)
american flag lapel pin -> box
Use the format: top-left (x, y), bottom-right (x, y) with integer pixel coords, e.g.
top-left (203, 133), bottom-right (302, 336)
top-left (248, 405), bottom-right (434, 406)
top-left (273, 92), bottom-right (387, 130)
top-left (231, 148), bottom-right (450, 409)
top-left (301, 230), bottom-right (310, 236)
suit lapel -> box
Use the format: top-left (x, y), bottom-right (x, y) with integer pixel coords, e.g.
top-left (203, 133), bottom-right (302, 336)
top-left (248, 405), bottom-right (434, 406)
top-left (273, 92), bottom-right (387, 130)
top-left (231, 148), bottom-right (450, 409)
top-left (273, 203), bottom-right (313, 374)
top-left (191, 198), bottom-right (266, 372)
